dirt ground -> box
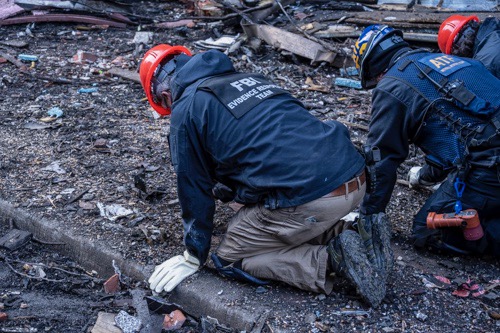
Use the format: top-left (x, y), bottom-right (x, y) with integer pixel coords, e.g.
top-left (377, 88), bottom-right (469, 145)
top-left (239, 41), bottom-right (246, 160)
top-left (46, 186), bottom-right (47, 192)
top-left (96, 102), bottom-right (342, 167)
top-left (0, 222), bottom-right (112, 333)
top-left (1, 1), bottom-right (499, 332)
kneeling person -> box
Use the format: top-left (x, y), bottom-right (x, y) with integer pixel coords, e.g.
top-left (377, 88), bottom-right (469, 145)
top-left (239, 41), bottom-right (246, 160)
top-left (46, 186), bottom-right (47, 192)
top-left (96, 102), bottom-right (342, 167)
top-left (140, 46), bottom-right (392, 307)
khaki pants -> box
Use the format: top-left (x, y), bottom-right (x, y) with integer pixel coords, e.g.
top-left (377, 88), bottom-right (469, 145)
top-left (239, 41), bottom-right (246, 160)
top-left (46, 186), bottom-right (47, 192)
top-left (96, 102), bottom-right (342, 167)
top-left (216, 179), bottom-right (366, 294)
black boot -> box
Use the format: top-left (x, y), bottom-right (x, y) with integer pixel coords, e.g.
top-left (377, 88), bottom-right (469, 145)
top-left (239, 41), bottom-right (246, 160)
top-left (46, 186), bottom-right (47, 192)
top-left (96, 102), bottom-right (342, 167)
top-left (327, 230), bottom-right (386, 308)
top-left (355, 213), bottom-right (394, 280)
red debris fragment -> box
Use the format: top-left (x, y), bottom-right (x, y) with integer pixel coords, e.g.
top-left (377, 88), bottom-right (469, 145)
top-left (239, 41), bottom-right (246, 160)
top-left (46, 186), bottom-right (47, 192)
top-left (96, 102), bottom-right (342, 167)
top-left (434, 276), bottom-right (451, 284)
top-left (0, 312), bottom-right (8, 321)
top-left (422, 274), bottom-right (452, 289)
top-left (452, 289), bottom-right (470, 298)
top-left (452, 279), bottom-right (486, 298)
top-left (155, 19), bottom-right (196, 29)
top-left (72, 50), bottom-right (98, 64)
top-left (103, 273), bottom-right (121, 294)
top-left (472, 288), bottom-right (486, 297)
top-left (163, 310), bottom-right (186, 331)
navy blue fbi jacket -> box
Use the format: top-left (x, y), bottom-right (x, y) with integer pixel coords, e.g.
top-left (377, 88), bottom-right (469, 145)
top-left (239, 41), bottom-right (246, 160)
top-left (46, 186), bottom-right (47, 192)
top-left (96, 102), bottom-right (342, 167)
top-left (474, 17), bottom-right (500, 79)
top-left (167, 50), bottom-right (365, 263)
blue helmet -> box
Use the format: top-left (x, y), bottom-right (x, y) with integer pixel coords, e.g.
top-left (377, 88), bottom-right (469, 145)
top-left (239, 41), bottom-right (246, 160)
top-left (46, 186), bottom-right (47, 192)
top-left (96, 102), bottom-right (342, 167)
top-left (352, 25), bottom-right (404, 88)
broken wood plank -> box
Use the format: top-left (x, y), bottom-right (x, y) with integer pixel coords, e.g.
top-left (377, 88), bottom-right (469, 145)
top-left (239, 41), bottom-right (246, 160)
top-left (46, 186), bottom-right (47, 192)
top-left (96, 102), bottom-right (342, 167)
top-left (314, 27), bottom-right (437, 43)
top-left (107, 67), bottom-right (140, 83)
top-left (242, 23), bottom-right (338, 64)
top-left (0, 51), bottom-right (27, 70)
top-left (404, 32), bottom-right (437, 43)
top-left (344, 17), bottom-right (440, 30)
top-left (0, 40), bottom-right (28, 48)
top-left (312, 24), bottom-right (358, 38)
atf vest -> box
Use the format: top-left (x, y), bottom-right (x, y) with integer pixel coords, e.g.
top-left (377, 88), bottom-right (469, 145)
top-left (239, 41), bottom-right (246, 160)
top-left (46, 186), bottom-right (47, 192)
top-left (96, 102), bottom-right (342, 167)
top-left (385, 51), bottom-right (500, 170)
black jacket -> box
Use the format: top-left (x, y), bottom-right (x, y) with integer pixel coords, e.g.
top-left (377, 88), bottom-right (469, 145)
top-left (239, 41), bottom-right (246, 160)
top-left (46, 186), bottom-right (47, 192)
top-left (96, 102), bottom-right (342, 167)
top-left (474, 17), bottom-right (500, 79)
top-left (168, 50), bottom-right (365, 263)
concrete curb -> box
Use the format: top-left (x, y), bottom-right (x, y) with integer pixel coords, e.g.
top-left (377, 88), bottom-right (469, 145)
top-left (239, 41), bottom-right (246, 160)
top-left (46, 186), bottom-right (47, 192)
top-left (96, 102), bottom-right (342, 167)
top-left (0, 199), bottom-right (264, 331)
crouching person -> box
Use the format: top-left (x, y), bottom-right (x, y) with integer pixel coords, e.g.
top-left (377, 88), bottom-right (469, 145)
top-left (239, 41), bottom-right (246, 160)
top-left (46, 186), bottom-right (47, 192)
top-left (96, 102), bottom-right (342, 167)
top-left (352, 25), bottom-right (500, 257)
top-left (139, 45), bottom-right (392, 307)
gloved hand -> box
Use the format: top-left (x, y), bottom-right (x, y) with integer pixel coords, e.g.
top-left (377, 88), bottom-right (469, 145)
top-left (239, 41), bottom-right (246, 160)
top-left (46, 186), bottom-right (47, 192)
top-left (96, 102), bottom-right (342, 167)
top-left (341, 212), bottom-right (359, 222)
top-left (149, 250), bottom-right (200, 293)
top-left (408, 166), bottom-right (441, 190)
top-left (212, 182), bottom-right (235, 203)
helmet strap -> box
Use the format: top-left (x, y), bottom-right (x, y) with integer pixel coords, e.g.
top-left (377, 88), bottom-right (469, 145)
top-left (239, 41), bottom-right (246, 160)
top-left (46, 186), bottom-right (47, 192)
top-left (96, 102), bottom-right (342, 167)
top-left (159, 90), bottom-right (173, 110)
top-left (151, 58), bottom-right (177, 104)
top-left (451, 20), bottom-right (479, 57)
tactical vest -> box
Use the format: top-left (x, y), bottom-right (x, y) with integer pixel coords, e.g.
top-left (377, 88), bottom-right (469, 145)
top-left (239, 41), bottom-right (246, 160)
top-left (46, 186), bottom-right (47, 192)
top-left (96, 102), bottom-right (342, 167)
top-left (385, 51), bottom-right (500, 170)
top-left (197, 73), bottom-right (290, 119)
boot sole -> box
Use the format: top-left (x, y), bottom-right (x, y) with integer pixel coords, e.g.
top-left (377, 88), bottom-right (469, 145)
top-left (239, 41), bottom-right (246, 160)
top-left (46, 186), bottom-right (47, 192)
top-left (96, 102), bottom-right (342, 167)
top-left (373, 215), bottom-right (394, 278)
top-left (340, 230), bottom-right (386, 308)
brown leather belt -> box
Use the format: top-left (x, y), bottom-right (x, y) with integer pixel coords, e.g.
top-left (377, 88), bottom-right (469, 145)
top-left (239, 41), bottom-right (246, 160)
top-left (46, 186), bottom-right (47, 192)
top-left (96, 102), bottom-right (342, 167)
top-left (324, 171), bottom-right (366, 198)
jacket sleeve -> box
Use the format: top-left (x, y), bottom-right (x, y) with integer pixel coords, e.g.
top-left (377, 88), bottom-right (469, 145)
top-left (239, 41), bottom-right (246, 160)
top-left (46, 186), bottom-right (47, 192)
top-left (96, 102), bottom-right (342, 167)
top-left (361, 88), bottom-right (410, 215)
top-left (473, 18), bottom-right (500, 79)
top-left (170, 117), bottom-right (216, 265)
top-left (419, 163), bottom-right (450, 184)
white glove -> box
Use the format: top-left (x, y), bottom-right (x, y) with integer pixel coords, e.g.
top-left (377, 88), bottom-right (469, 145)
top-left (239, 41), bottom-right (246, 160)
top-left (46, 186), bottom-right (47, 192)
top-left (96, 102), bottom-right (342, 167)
top-left (408, 166), bottom-right (441, 191)
top-left (149, 250), bottom-right (200, 293)
top-left (341, 212), bottom-right (359, 222)
top-left (408, 166), bottom-right (423, 188)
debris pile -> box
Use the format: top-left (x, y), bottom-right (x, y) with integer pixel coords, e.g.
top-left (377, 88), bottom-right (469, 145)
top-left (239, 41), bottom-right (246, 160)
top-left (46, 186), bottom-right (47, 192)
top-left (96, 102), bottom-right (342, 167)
top-left (2, 0), bottom-right (498, 74)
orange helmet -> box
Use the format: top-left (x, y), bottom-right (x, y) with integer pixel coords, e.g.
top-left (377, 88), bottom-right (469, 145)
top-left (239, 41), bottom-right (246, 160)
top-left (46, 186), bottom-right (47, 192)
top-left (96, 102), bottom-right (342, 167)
top-left (438, 15), bottom-right (479, 54)
top-left (139, 44), bottom-right (191, 116)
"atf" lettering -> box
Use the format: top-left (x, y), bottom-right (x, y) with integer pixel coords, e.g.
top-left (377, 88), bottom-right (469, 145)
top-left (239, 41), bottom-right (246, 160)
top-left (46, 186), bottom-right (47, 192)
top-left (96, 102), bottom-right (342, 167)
top-left (429, 55), bottom-right (456, 69)
top-left (230, 77), bottom-right (262, 92)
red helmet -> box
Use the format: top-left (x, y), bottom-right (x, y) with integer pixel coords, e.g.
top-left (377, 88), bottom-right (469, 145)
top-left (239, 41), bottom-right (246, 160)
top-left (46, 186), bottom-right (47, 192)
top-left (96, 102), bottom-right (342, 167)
top-left (139, 44), bottom-right (191, 116)
top-left (438, 15), bottom-right (479, 54)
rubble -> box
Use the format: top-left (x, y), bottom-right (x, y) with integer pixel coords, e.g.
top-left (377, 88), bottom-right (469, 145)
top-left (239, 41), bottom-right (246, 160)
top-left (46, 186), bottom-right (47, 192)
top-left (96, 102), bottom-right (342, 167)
top-left (163, 309), bottom-right (187, 331)
top-left (0, 229), bottom-right (32, 251)
top-left (103, 273), bottom-right (121, 294)
top-left (91, 312), bottom-right (122, 333)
